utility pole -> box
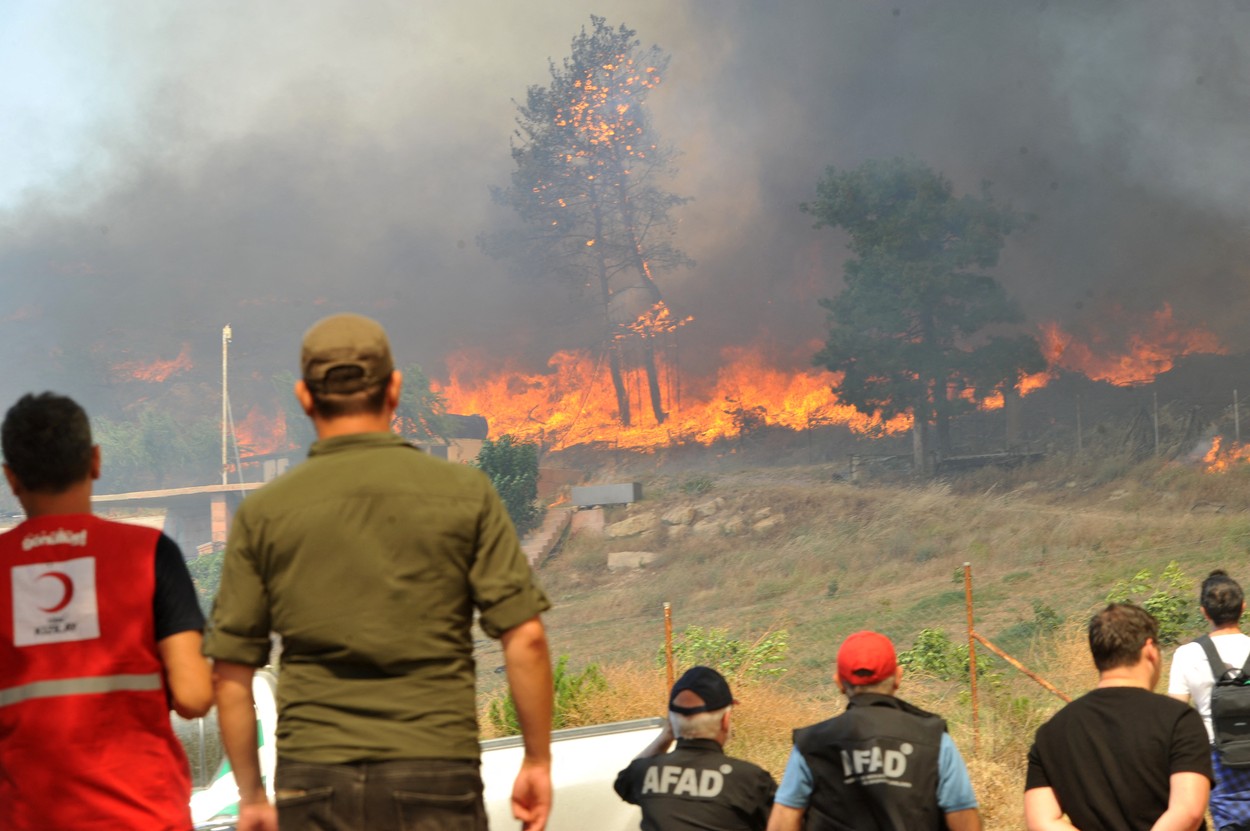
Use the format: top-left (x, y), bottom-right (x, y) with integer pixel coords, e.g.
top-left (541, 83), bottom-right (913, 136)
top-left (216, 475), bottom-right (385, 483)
top-left (222, 324), bottom-right (232, 485)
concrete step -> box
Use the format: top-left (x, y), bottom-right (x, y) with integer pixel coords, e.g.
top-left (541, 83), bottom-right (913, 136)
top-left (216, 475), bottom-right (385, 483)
top-left (521, 506), bottom-right (574, 566)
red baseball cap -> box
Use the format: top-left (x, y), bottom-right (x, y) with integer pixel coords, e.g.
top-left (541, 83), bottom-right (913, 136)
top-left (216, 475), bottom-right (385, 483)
top-left (836, 631), bottom-right (897, 686)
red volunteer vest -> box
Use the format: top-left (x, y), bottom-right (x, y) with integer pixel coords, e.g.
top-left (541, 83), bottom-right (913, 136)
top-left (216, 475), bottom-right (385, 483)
top-left (0, 515), bottom-right (192, 831)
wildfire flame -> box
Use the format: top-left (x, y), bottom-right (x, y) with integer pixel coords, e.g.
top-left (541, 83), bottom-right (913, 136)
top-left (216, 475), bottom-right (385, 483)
top-left (435, 346), bottom-right (910, 450)
top-left (620, 301), bottom-right (692, 339)
top-left (1203, 436), bottom-right (1250, 473)
top-left (233, 407), bottom-right (293, 456)
top-left (1037, 304), bottom-right (1225, 387)
top-left (112, 343), bottom-right (193, 383)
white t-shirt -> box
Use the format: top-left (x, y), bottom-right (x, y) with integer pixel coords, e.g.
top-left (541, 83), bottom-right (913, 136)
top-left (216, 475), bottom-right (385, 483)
top-left (1168, 632), bottom-right (1250, 741)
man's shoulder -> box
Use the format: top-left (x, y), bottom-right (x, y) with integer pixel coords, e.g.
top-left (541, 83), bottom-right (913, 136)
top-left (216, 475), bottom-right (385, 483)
top-left (1045, 687), bottom-right (1192, 728)
top-left (723, 752), bottom-right (774, 779)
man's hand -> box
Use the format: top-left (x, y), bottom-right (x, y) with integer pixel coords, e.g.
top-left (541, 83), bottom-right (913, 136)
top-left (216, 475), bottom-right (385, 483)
top-left (501, 617), bottom-right (553, 830)
top-left (235, 798), bottom-right (278, 831)
top-left (511, 757), bottom-right (553, 831)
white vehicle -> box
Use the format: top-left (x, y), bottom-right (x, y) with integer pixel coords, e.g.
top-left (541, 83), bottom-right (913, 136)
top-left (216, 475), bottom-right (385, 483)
top-left (189, 670), bottom-right (663, 830)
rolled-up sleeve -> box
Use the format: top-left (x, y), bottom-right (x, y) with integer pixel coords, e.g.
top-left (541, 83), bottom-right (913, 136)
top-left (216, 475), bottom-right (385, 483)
top-left (470, 482), bottom-right (551, 639)
top-left (203, 507), bottom-right (273, 666)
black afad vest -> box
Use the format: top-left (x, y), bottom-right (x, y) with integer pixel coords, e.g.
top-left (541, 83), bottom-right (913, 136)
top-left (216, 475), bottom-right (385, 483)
top-left (794, 693), bottom-right (946, 831)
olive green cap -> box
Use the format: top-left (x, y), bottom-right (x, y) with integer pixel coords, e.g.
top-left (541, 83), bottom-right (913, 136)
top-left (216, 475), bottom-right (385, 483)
top-left (300, 313), bottom-right (394, 394)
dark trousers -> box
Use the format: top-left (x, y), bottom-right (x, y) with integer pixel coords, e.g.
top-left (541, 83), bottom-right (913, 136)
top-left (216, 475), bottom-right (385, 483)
top-left (275, 757), bottom-right (488, 831)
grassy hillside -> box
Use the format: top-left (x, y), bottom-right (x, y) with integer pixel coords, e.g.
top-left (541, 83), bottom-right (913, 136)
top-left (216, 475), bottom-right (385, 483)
top-left (477, 445), bottom-right (1250, 829)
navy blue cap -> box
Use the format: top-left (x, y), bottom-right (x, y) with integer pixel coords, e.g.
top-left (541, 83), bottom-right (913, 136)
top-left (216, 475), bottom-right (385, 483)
top-left (669, 666), bottom-right (735, 715)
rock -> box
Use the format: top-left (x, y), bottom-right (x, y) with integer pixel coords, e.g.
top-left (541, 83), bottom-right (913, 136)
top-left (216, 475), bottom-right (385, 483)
top-left (692, 518), bottom-right (724, 536)
top-left (722, 516), bottom-right (746, 535)
top-left (752, 507), bottom-right (773, 521)
top-left (1191, 501), bottom-right (1226, 514)
top-left (607, 551), bottom-right (659, 571)
top-left (662, 506), bottom-right (696, 526)
top-left (605, 512), bottom-right (659, 538)
top-left (753, 516), bottom-right (784, 533)
top-left (666, 524), bottom-right (690, 541)
top-left (694, 499), bottom-right (721, 518)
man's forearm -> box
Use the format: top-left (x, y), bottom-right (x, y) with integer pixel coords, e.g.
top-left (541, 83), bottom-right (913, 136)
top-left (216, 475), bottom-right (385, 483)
top-left (944, 807), bottom-right (982, 831)
top-left (501, 616), bottom-right (553, 763)
top-left (1149, 772), bottom-right (1209, 831)
top-left (1024, 787), bottom-right (1078, 831)
top-left (766, 804), bottom-right (805, 831)
top-left (213, 660), bottom-right (266, 803)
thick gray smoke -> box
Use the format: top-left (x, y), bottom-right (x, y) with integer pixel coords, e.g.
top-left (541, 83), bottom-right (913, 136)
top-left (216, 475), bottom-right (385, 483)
top-left (2, 0), bottom-right (1249, 415)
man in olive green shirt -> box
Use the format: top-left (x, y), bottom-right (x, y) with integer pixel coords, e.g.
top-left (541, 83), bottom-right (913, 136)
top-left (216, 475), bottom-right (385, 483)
top-left (206, 313), bottom-right (554, 831)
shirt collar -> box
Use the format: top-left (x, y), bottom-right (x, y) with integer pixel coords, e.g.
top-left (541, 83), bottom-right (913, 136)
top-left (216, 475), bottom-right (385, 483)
top-left (308, 431), bottom-right (416, 457)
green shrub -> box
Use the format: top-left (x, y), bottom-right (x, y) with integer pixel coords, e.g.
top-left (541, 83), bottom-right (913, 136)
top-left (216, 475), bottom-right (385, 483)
top-left (898, 627), bottom-right (986, 681)
top-left (475, 434), bottom-right (542, 536)
top-left (679, 475), bottom-right (714, 495)
top-left (661, 625), bottom-right (789, 679)
top-left (488, 655), bottom-right (607, 734)
top-left (1105, 561), bottom-right (1202, 645)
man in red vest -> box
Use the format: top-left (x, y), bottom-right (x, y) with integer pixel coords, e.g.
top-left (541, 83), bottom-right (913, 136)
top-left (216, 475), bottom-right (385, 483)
top-left (0, 392), bottom-right (212, 831)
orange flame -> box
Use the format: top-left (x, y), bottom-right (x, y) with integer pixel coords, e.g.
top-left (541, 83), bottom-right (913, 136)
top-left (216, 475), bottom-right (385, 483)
top-left (1203, 436), bottom-right (1250, 473)
top-left (620, 301), bottom-right (693, 339)
top-left (1038, 304), bottom-right (1225, 387)
top-left (112, 343), bottom-right (193, 383)
top-left (436, 346), bottom-right (910, 450)
top-left (233, 407), bottom-right (292, 456)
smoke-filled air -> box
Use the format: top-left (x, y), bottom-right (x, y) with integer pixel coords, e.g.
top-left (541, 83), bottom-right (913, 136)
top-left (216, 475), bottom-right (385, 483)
top-left (4, 0), bottom-right (1250, 477)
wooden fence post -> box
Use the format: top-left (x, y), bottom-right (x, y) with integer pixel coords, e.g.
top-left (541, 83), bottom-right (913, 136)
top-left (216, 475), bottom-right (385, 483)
top-left (664, 602), bottom-right (675, 692)
top-left (963, 562), bottom-right (980, 755)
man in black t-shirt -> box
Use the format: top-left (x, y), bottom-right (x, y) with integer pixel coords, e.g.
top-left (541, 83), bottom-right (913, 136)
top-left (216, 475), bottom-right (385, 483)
top-left (1025, 603), bottom-right (1213, 831)
top-left (615, 666), bottom-right (776, 830)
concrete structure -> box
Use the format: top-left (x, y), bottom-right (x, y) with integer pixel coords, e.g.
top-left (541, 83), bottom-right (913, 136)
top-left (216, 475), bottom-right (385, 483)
top-left (571, 483), bottom-right (642, 507)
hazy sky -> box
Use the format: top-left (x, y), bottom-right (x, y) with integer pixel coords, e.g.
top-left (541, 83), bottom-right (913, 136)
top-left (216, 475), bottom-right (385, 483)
top-left (3, 0), bottom-right (1250, 415)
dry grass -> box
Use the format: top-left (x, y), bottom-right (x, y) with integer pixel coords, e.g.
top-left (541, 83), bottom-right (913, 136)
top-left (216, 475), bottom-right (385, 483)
top-left (500, 451), bottom-right (1250, 829)
top-left (480, 613), bottom-right (1214, 830)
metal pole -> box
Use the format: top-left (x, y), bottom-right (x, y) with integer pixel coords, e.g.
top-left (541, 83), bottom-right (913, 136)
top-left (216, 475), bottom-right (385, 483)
top-left (970, 632), bottom-right (1070, 702)
top-left (1153, 391), bottom-right (1159, 456)
top-left (963, 562), bottom-right (979, 755)
top-left (221, 325), bottom-right (232, 485)
top-left (1076, 395), bottom-right (1083, 454)
top-left (664, 602), bottom-right (675, 692)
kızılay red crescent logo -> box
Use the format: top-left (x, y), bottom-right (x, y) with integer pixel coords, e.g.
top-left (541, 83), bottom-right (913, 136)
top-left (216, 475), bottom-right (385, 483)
top-left (35, 571), bottom-right (74, 613)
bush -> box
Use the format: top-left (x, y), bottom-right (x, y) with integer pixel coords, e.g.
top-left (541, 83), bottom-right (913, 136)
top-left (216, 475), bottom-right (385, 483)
top-left (898, 627), bottom-right (986, 681)
top-left (488, 655), bottom-right (608, 734)
top-left (661, 625), bottom-right (789, 679)
top-left (1105, 560), bottom-right (1202, 645)
top-left (475, 434), bottom-right (542, 536)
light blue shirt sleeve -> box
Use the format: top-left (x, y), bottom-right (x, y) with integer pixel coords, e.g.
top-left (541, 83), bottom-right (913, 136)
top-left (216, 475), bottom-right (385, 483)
top-left (775, 747), bottom-right (813, 808)
top-left (937, 733), bottom-right (978, 812)
top-left (776, 733), bottom-right (977, 813)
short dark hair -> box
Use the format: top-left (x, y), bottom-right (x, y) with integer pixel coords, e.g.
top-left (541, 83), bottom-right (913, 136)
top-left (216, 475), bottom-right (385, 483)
top-left (1202, 570), bottom-right (1244, 627)
top-left (309, 368), bottom-right (389, 419)
top-left (2, 392), bottom-right (94, 493)
top-left (1088, 603), bottom-right (1159, 672)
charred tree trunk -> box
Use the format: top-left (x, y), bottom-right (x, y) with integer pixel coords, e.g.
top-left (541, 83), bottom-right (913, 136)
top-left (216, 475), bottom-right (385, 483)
top-left (641, 339), bottom-right (666, 424)
top-left (618, 185), bottom-right (668, 425)
top-left (591, 191), bottom-right (631, 427)
top-left (912, 415), bottom-right (932, 476)
top-left (607, 341), bottom-right (631, 428)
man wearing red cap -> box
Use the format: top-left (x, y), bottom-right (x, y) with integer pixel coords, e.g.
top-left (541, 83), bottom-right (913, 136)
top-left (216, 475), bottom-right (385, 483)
top-left (615, 666), bottom-right (777, 830)
top-left (767, 631), bottom-right (980, 831)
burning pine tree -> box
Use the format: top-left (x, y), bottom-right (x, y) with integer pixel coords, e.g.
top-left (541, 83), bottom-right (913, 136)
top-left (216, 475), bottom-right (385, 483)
top-left (485, 15), bottom-right (691, 427)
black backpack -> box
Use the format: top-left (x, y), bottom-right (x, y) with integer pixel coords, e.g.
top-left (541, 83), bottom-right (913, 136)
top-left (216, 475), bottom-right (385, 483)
top-left (1197, 634), bottom-right (1250, 767)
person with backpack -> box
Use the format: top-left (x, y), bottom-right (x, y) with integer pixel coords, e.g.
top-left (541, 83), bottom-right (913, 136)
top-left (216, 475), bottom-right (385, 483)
top-left (1170, 569), bottom-right (1250, 830)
